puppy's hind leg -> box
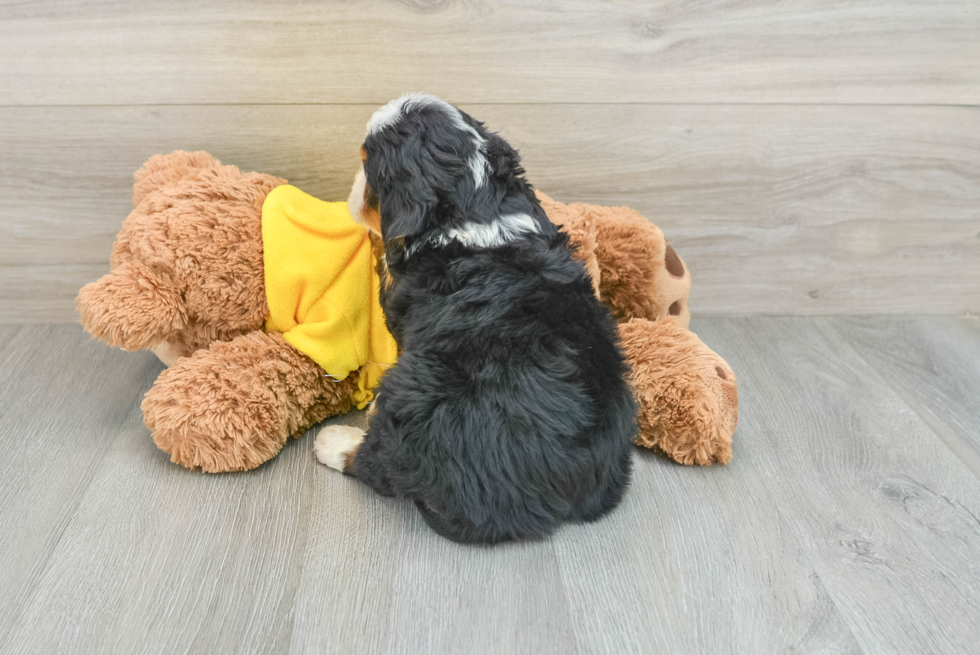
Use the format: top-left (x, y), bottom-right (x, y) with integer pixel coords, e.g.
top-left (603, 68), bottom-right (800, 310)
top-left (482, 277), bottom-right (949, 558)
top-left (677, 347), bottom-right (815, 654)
top-left (575, 450), bottom-right (632, 522)
top-left (314, 425), bottom-right (365, 473)
top-left (314, 420), bottom-right (398, 497)
top-left (313, 393), bottom-right (379, 473)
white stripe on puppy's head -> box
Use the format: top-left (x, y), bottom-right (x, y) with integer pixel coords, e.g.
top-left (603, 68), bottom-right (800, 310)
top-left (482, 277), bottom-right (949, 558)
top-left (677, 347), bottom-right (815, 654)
top-left (366, 93), bottom-right (488, 189)
top-left (355, 93), bottom-right (549, 253)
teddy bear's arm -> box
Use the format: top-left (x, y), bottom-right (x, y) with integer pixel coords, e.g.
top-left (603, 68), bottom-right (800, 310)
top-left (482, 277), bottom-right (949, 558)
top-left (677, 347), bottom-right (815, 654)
top-left (76, 262), bottom-right (187, 353)
top-left (143, 330), bottom-right (359, 472)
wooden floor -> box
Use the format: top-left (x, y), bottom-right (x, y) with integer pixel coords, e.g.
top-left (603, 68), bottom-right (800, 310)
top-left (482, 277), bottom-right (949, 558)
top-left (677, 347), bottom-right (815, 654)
top-left (2, 317), bottom-right (979, 654)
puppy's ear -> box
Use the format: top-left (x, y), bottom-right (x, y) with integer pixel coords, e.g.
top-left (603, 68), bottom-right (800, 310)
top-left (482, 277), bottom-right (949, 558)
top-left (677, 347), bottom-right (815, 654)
top-left (378, 183), bottom-right (433, 240)
top-left (368, 98), bottom-right (494, 239)
top-left (484, 132), bottom-right (525, 181)
top-left (366, 127), bottom-right (439, 240)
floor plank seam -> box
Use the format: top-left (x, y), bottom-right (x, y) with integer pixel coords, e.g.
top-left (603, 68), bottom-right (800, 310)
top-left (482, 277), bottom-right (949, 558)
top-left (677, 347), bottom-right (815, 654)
top-left (0, 408), bottom-right (144, 648)
top-left (825, 320), bottom-right (980, 481)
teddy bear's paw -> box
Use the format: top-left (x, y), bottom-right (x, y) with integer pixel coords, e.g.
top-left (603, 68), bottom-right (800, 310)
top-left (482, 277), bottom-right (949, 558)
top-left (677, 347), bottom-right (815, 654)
top-left (642, 417), bottom-right (734, 466)
top-left (142, 333), bottom-right (304, 472)
top-left (646, 239), bottom-right (693, 329)
top-left (708, 360), bottom-right (739, 460)
top-left (314, 425), bottom-right (365, 472)
top-left (620, 318), bottom-right (738, 465)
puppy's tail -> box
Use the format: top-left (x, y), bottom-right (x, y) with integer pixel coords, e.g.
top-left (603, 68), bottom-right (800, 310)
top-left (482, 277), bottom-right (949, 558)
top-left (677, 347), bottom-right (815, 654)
top-left (414, 501), bottom-right (512, 545)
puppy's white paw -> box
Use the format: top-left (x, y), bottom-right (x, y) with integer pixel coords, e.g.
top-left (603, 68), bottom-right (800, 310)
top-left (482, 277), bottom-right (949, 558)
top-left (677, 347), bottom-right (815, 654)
top-left (314, 425), bottom-right (365, 472)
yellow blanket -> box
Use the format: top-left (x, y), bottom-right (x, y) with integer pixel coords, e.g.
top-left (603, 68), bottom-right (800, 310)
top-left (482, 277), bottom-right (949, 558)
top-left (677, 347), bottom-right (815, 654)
top-left (262, 185), bottom-right (398, 409)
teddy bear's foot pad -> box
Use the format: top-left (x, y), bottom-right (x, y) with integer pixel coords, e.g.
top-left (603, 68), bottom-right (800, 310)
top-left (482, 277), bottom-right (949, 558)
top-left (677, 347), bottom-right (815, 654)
top-left (620, 317), bottom-right (738, 465)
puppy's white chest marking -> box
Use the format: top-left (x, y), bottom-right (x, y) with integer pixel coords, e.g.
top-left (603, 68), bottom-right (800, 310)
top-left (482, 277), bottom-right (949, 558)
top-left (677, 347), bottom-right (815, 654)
top-left (407, 212), bottom-right (540, 257)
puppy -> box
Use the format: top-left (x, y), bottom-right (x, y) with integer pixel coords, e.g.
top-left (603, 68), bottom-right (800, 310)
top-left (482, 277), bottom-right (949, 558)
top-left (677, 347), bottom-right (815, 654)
top-left (316, 93), bottom-right (636, 543)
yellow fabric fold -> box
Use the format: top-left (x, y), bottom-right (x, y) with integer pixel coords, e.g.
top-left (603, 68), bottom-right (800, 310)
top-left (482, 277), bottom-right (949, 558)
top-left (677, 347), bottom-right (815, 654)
top-left (262, 185), bottom-right (398, 409)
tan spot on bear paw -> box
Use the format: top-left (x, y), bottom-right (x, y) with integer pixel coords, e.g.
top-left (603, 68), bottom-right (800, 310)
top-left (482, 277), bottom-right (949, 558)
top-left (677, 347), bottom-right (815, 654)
top-left (664, 242), bottom-right (685, 278)
top-left (314, 425), bottom-right (365, 472)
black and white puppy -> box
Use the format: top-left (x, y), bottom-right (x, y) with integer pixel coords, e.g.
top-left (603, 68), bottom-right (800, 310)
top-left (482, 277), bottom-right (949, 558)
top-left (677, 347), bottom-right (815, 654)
top-left (315, 93), bottom-right (636, 543)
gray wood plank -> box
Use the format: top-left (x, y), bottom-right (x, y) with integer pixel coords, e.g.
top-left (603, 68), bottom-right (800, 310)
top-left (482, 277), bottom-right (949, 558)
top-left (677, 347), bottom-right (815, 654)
top-left (3, 104), bottom-right (979, 321)
top-left (1, 400), bottom-right (577, 655)
top-left (0, 325), bottom-right (22, 355)
top-left (538, 318), bottom-right (872, 654)
top-left (287, 412), bottom-right (580, 655)
top-left (0, 265), bottom-right (108, 323)
top-left (692, 318), bottom-right (980, 654)
top-left (550, 452), bottom-right (864, 654)
top-left (288, 390), bottom-right (860, 654)
top-left (2, 394), bottom-right (321, 654)
top-left (3, 319), bottom-right (980, 653)
top-left (1, 0), bottom-right (978, 105)
top-left (831, 316), bottom-right (980, 479)
top-left (0, 325), bottom-right (163, 642)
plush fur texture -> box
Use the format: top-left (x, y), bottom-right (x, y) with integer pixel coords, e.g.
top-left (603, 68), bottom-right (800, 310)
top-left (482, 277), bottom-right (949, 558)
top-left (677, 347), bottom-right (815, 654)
top-left (78, 151), bottom-right (360, 472)
top-left (144, 331), bottom-right (357, 472)
top-left (538, 192), bottom-right (692, 326)
top-left (77, 148), bottom-right (738, 476)
top-left (621, 318), bottom-right (737, 465)
top-left (78, 151), bottom-right (281, 357)
top-left (346, 95), bottom-right (637, 543)
top-left (540, 193), bottom-right (736, 464)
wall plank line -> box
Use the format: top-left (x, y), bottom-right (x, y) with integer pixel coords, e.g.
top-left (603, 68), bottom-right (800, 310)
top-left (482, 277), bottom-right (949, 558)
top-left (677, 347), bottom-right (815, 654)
top-left (2, 1), bottom-right (979, 106)
top-left (2, 104), bottom-right (977, 321)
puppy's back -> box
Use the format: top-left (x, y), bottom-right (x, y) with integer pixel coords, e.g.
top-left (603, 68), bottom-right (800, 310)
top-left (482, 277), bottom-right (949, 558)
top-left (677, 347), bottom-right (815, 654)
top-left (385, 234), bottom-right (636, 543)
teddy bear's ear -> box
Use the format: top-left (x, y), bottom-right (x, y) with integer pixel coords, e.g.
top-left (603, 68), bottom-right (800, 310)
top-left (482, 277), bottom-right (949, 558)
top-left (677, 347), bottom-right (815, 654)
top-left (77, 262), bottom-right (187, 352)
top-left (132, 151), bottom-right (222, 207)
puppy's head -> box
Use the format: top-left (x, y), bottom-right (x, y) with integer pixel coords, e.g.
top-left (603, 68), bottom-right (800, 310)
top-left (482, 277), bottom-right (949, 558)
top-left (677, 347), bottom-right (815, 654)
top-left (348, 93), bottom-right (546, 248)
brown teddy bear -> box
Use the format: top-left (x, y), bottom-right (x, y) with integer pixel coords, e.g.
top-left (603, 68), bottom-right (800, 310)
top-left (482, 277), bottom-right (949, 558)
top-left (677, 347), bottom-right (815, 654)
top-left (77, 151), bottom-right (737, 473)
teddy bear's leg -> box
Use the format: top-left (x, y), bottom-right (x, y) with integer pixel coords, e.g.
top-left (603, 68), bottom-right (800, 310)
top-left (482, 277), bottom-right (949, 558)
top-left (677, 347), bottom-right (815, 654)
top-left (591, 208), bottom-right (693, 328)
top-left (76, 262), bottom-right (187, 352)
top-left (536, 192), bottom-right (693, 328)
top-left (620, 317), bottom-right (738, 465)
top-left (142, 331), bottom-right (358, 472)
